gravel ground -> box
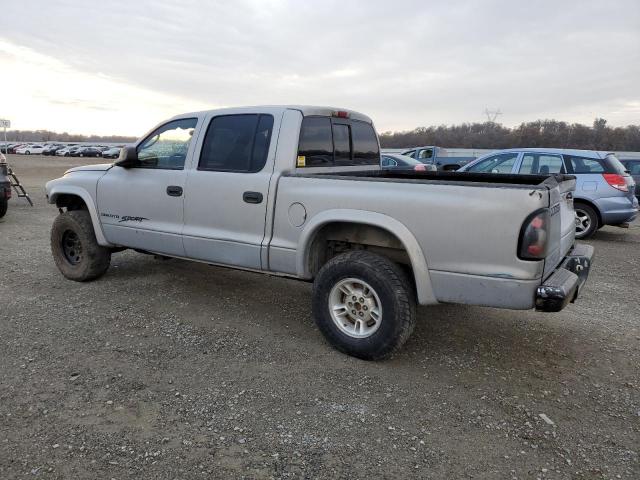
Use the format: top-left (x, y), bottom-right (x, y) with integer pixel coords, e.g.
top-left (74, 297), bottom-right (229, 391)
top-left (0, 154), bottom-right (638, 479)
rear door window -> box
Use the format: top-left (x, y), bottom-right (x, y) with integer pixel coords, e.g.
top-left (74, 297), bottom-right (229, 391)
top-left (198, 114), bottom-right (274, 172)
top-left (518, 153), bottom-right (564, 174)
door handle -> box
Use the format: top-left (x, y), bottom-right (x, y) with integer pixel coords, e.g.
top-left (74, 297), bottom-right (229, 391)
top-left (243, 191), bottom-right (263, 204)
top-left (166, 185), bottom-right (183, 197)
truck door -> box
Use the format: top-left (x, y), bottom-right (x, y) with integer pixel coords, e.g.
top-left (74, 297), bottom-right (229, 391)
top-left (96, 118), bottom-right (198, 256)
top-left (181, 112), bottom-right (279, 270)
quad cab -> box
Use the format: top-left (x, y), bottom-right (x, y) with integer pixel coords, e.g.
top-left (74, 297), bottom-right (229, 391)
top-left (46, 106), bottom-right (593, 359)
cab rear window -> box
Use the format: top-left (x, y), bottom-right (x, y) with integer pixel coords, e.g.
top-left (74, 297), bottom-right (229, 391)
top-left (297, 116), bottom-right (379, 167)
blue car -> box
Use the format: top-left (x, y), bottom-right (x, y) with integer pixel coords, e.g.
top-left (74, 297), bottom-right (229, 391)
top-left (459, 149), bottom-right (638, 239)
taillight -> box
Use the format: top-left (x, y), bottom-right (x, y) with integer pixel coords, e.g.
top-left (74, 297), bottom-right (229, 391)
top-left (3, 186), bottom-right (10, 199)
top-left (602, 173), bottom-right (628, 192)
top-left (519, 209), bottom-right (549, 260)
top-left (332, 110), bottom-right (350, 118)
top-left (414, 164), bottom-right (427, 172)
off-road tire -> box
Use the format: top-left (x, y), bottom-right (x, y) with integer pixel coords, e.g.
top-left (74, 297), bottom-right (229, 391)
top-left (0, 198), bottom-right (7, 218)
top-left (51, 210), bottom-right (111, 281)
top-left (574, 202), bottom-right (599, 239)
top-left (312, 250), bottom-right (416, 360)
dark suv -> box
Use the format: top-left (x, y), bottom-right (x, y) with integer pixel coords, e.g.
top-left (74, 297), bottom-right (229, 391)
top-left (620, 159), bottom-right (640, 202)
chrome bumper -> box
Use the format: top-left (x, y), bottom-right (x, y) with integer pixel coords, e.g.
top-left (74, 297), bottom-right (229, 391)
top-left (535, 244), bottom-right (594, 312)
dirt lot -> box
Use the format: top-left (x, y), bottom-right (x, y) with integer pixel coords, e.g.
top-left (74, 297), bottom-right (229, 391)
top-left (0, 154), bottom-right (638, 479)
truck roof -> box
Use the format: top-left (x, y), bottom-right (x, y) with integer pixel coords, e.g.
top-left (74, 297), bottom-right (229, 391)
top-left (169, 105), bottom-right (373, 124)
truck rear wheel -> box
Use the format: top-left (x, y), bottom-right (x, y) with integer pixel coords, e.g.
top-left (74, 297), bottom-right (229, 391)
top-left (0, 198), bottom-right (7, 218)
top-left (312, 251), bottom-right (416, 360)
top-left (51, 210), bottom-right (111, 281)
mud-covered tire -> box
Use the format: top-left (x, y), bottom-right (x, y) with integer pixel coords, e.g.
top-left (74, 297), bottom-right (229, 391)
top-left (0, 198), bottom-right (7, 218)
top-left (51, 210), bottom-right (111, 281)
top-left (574, 203), bottom-right (599, 239)
top-left (312, 251), bottom-right (416, 360)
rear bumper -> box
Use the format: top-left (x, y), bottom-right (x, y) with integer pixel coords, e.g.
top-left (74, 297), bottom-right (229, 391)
top-left (535, 244), bottom-right (594, 312)
top-left (597, 196), bottom-right (638, 225)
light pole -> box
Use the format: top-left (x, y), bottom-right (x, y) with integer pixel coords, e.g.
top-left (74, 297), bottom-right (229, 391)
top-left (0, 119), bottom-right (10, 156)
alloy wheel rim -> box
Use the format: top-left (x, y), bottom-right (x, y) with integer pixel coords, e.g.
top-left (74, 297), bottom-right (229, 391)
top-left (575, 209), bottom-right (591, 234)
top-left (328, 278), bottom-right (382, 339)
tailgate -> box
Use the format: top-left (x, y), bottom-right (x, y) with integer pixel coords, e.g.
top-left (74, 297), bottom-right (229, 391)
top-left (543, 175), bottom-right (576, 279)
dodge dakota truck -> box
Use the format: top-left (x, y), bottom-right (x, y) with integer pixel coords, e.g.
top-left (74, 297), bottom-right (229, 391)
top-left (45, 106), bottom-right (593, 359)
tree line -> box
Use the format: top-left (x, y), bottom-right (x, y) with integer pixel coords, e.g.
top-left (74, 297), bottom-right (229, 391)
top-left (379, 118), bottom-right (640, 151)
top-left (4, 118), bottom-right (640, 151)
top-left (3, 130), bottom-right (137, 144)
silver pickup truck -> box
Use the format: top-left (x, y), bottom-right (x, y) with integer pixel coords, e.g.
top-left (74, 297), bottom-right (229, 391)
top-left (45, 106), bottom-right (593, 359)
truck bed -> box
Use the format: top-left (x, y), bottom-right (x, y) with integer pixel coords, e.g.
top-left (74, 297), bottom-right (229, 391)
top-left (271, 169), bottom-right (576, 308)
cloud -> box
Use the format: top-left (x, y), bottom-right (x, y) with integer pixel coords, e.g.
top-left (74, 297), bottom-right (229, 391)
top-left (1, 0), bottom-right (639, 134)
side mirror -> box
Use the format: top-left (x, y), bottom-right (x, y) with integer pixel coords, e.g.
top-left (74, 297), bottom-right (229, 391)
top-left (114, 146), bottom-right (138, 168)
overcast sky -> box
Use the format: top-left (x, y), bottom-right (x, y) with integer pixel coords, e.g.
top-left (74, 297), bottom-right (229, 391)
top-left (1, 0), bottom-right (639, 136)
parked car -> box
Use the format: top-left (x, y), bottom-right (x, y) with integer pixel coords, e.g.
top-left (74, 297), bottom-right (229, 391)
top-left (102, 147), bottom-right (122, 159)
top-left (381, 153), bottom-right (437, 172)
top-left (0, 153), bottom-right (10, 218)
top-left (15, 144), bottom-right (45, 155)
top-left (6, 144), bottom-right (25, 154)
top-left (75, 146), bottom-right (103, 158)
top-left (56, 146), bottom-right (81, 157)
top-left (620, 159), bottom-right (640, 202)
top-left (43, 144), bottom-right (65, 155)
top-left (45, 105), bottom-right (592, 360)
top-left (400, 146), bottom-right (475, 171)
top-left (459, 149), bottom-right (638, 239)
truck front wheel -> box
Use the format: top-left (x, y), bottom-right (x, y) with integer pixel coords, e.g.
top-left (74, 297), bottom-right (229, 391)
top-left (312, 251), bottom-right (416, 360)
top-left (51, 210), bottom-right (111, 281)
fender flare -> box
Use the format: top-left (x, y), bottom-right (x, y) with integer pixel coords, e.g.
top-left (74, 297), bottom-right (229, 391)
top-left (47, 186), bottom-right (113, 246)
top-left (297, 209), bottom-right (437, 305)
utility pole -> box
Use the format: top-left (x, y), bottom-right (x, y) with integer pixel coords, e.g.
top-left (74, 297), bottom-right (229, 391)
top-left (484, 108), bottom-right (503, 123)
top-left (0, 119), bottom-right (9, 155)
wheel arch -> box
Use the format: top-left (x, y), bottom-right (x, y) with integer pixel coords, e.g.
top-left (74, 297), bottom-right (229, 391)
top-left (297, 209), bottom-right (437, 305)
top-left (573, 197), bottom-right (603, 226)
top-left (48, 186), bottom-right (112, 246)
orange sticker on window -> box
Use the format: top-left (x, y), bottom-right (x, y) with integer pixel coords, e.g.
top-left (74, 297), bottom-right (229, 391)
top-left (297, 156), bottom-right (306, 167)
